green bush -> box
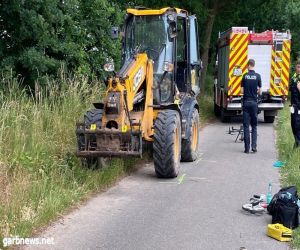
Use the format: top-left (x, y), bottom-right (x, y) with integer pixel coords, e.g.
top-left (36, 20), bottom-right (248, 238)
top-left (0, 0), bottom-right (122, 88)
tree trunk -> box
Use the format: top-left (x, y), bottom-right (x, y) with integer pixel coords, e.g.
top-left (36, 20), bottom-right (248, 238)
top-left (200, 7), bottom-right (217, 96)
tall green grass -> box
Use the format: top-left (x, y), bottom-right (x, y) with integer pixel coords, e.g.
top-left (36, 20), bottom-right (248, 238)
top-left (276, 105), bottom-right (300, 247)
top-left (198, 94), bottom-right (214, 125)
top-left (0, 76), bottom-right (138, 246)
top-left (198, 72), bottom-right (215, 125)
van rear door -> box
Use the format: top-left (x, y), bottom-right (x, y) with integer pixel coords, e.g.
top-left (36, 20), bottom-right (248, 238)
top-left (248, 44), bottom-right (272, 93)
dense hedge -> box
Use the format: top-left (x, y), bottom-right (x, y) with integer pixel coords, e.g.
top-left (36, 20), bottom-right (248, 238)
top-left (0, 0), bottom-right (123, 88)
top-left (1, 0), bottom-right (300, 88)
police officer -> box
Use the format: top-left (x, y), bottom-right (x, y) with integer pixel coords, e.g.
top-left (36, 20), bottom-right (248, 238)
top-left (241, 59), bottom-right (262, 153)
top-left (290, 61), bottom-right (300, 148)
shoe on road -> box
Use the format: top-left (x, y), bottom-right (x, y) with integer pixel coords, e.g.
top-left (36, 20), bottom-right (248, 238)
top-left (242, 203), bottom-right (264, 213)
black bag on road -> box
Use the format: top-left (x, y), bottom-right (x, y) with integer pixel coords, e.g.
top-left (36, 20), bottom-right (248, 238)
top-left (267, 186), bottom-right (299, 229)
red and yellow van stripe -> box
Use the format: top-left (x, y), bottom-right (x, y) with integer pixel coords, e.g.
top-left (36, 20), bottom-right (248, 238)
top-left (281, 40), bottom-right (291, 95)
top-left (270, 49), bottom-right (275, 96)
top-left (270, 49), bottom-right (282, 96)
top-left (270, 40), bottom-right (291, 96)
top-left (228, 33), bottom-right (249, 96)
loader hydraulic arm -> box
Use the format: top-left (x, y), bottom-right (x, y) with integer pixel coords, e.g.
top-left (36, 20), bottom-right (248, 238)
top-left (102, 53), bottom-right (154, 141)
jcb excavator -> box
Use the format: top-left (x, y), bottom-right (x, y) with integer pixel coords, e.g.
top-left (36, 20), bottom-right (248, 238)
top-left (76, 7), bottom-right (202, 178)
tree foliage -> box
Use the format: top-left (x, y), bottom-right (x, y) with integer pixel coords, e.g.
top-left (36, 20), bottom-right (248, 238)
top-left (0, 0), bottom-right (123, 87)
top-left (1, 0), bottom-right (300, 87)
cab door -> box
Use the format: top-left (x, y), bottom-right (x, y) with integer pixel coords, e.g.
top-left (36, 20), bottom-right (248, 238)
top-left (189, 15), bottom-right (201, 96)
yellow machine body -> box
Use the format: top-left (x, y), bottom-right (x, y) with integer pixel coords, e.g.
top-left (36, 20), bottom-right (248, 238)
top-left (75, 7), bottom-right (202, 178)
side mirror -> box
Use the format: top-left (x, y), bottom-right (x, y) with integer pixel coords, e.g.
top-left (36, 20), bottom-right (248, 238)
top-left (104, 62), bottom-right (115, 72)
top-left (111, 27), bottom-right (119, 40)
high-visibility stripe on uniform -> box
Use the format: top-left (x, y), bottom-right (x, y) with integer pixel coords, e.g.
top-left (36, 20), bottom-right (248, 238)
top-left (281, 40), bottom-right (291, 95)
top-left (228, 33), bottom-right (249, 96)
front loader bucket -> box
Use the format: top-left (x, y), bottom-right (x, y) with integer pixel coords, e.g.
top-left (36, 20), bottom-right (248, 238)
top-left (75, 123), bottom-right (142, 158)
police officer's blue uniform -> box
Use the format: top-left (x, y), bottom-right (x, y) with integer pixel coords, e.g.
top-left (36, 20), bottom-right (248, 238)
top-left (241, 70), bottom-right (262, 153)
top-left (290, 73), bottom-right (300, 147)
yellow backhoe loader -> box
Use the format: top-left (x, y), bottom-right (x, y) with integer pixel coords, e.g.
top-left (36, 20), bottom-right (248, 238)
top-left (76, 7), bottom-right (202, 178)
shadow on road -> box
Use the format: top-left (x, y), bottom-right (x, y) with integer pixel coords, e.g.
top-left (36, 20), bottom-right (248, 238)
top-left (217, 113), bottom-right (273, 125)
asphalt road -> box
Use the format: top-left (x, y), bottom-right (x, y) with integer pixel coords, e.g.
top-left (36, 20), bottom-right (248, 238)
top-left (27, 117), bottom-right (289, 250)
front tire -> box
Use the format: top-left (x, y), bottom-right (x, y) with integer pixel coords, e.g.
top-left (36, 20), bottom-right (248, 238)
top-left (153, 110), bottom-right (181, 178)
top-left (181, 108), bottom-right (200, 162)
top-left (78, 109), bottom-right (107, 169)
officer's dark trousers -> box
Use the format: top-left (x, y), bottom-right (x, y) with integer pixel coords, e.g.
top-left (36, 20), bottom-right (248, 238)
top-left (291, 106), bottom-right (300, 147)
top-left (243, 100), bottom-right (258, 151)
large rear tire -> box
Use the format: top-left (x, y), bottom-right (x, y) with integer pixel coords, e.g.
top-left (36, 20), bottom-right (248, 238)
top-left (181, 108), bottom-right (199, 162)
top-left (214, 103), bottom-right (221, 117)
top-left (264, 115), bottom-right (275, 123)
top-left (213, 89), bottom-right (220, 117)
top-left (153, 110), bottom-right (181, 178)
top-left (78, 109), bottom-right (107, 169)
top-left (221, 108), bottom-right (230, 123)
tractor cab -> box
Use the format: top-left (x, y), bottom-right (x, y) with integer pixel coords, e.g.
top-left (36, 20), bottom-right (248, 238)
top-left (123, 7), bottom-right (201, 104)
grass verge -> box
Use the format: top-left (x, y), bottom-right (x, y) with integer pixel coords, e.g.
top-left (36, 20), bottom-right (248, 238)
top-left (199, 94), bottom-right (214, 126)
top-left (199, 72), bottom-right (215, 125)
top-left (276, 104), bottom-right (300, 248)
top-left (0, 76), bottom-right (143, 248)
